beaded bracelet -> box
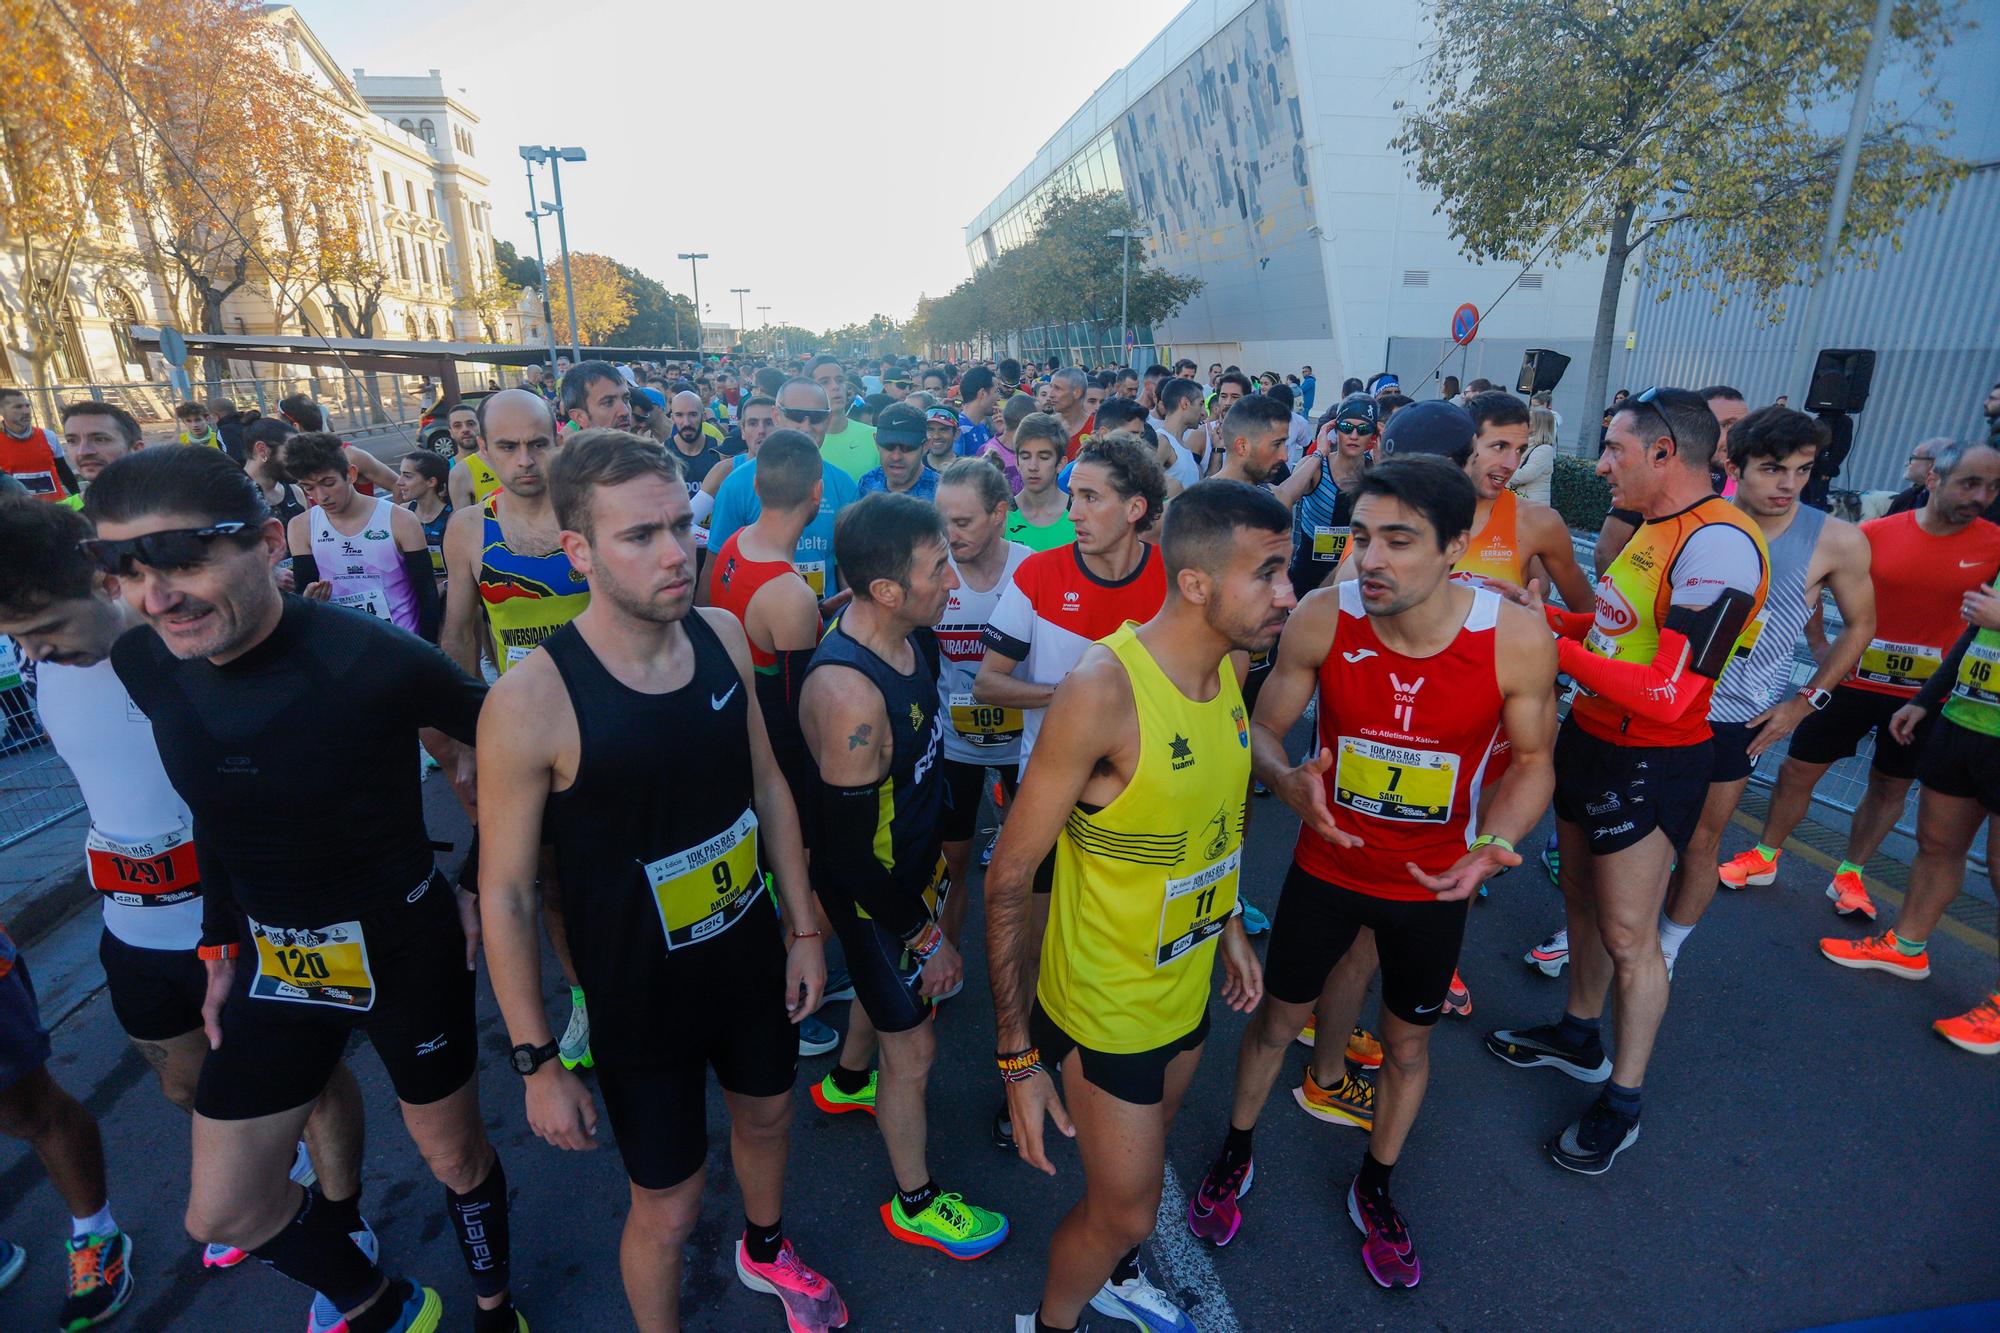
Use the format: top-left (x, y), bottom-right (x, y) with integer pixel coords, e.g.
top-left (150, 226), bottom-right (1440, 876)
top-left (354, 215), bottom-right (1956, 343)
top-left (996, 1047), bottom-right (1043, 1082)
top-left (905, 920), bottom-right (944, 961)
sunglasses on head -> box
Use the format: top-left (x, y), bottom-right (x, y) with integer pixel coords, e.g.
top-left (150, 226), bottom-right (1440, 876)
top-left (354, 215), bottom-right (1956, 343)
top-left (78, 522), bottom-right (253, 576)
top-left (1629, 387), bottom-right (1682, 457)
top-left (780, 407), bottom-right (829, 424)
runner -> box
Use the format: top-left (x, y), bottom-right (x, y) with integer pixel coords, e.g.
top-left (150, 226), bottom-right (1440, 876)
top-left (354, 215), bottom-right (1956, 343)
top-left (276, 395), bottom-right (400, 496)
top-left (979, 392), bottom-right (1036, 495)
top-left (1003, 414), bottom-right (1076, 552)
top-left (861, 403), bottom-right (942, 500)
top-left (477, 430), bottom-right (846, 1331)
top-left (89, 445), bottom-right (521, 1333)
top-left (808, 356), bottom-right (877, 482)
top-left (559, 360), bottom-right (634, 432)
top-left (1186, 456), bottom-right (1556, 1289)
top-left (1289, 393), bottom-right (1374, 599)
top-left (174, 402), bottom-right (223, 450)
top-left (1650, 407), bottom-right (1875, 974)
top-left (986, 479), bottom-right (1287, 1333)
top-left (446, 404), bottom-right (501, 510)
top-left (1485, 387), bottom-right (1769, 1175)
top-left (0, 500), bottom-right (370, 1316)
top-left (1449, 392), bottom-right (1594, 609)
top-left (694, 394), bottom-right (778, 528)
top-left (280, 433), bottom-right (439, 641)
top-left (397, 450), bottom-right (453, 598)
top-left (241, 419), bottom-right (308, 529)
top-left (0, 386), bottom-right (79, 502)
top-left (707, 379), bottom-right (862, 602)
top-left (932, 459), bottom-right (1032, 945)
top-left (1837, 573), bottom-right (2000, 1052)
top-left (1719, 440), bottom-right (2000, 918)
top-left (666, 391), bottom-right (727, 495)
top-left (1045, 369), bottom-right (1093, 462)
top-left (57, 402), bottom-right (146, 510)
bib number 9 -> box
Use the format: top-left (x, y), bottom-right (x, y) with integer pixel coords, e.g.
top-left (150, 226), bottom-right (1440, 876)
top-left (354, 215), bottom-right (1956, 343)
top-left (643, 807), bottom-right (763, 951)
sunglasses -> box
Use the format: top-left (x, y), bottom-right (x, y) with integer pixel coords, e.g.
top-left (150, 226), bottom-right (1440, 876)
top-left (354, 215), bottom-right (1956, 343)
top-left (780, 407), bottom-right (829, 424)
top-left (879, 439), bottom-right (923, 452)
top-left (1333, 421), bottom-right (1374, 436)
top-left (79, 522), bottom-right (253, 576)
top-left (1629, 387), bottom-right (1682, 457)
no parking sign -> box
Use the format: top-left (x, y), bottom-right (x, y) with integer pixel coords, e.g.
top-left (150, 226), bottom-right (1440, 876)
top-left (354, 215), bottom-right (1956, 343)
top-left (1451, 303), bottom-right (1480, 346)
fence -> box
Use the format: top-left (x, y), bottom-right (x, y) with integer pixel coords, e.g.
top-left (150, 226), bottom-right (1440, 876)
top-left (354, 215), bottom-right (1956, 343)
top-left (0, 648), bottom-right (82, 854)
top-left (12, 372), bottom-right (443, 441)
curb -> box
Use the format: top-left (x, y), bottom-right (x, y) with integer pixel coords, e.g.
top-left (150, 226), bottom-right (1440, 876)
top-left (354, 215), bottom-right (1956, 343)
top-left (2, 863), bottom-right (94, 950)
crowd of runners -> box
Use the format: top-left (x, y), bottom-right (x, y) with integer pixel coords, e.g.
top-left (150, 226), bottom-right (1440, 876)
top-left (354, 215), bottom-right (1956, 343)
top-left (0, 356), bottom-right (1996, 1332)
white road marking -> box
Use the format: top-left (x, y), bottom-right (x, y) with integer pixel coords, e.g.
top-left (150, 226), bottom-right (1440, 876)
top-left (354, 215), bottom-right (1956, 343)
top-left (1150, 1165), bottom-right (1242, 1333)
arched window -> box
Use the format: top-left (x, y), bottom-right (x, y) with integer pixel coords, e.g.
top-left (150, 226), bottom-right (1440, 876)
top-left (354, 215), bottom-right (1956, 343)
top-left (399, 118), bottom-right (415, 134)
top-left (424, 312), bottom-right (440, 340)
top-left (405, 314), bottom-right (419, 339)
top-left (102, 288), bottom-right (144, 375)
top-left (418, 119), bottom-right (436, 146)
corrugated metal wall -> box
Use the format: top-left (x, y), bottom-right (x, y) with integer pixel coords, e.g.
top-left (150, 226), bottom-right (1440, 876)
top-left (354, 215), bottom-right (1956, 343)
top-left (1621, 162), bottom-right (2000, 493)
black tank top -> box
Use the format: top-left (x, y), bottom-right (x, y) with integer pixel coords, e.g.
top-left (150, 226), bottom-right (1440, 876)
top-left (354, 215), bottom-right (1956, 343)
top-left (805, 622), bottom-right (945, 911)
top-left (673, 442), bottom-right (725, 492)
top-left (541, 612), bottom-right (773, 1001)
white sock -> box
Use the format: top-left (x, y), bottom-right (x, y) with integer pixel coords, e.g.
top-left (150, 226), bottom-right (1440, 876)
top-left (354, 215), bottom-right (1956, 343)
top-left (71, 1203), bottom-right (115, 1240)
top-left (1659, 915), bottom-right (1695, 963)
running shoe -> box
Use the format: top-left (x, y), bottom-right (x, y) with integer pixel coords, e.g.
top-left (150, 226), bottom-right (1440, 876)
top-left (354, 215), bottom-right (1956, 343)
top-left (1294, 1018), bottom-right (1316, 1048)
top-left (1241, 901), bottom-right (1271, 936)
top-left (1826, 871), bottom-right (1877, 920)
top-left (60, 1230), bottom-right (133, 1330)
top-left (1293, 1066), bottom-right (1374, 1130)
top-left (1346, 1183), bottom-right (1420, 1289)
top-left (993, 1107), bottom-right (1015, 1151)
top-left (796, 1015), bottom-right (839, 1057)
top-left (1717, 846), bottom-right (1778, 888)
top-left (558, 992), bottom-right (593, 1071)
top-left (0, 1238), bottom-right (22, 1293)
top-left (820, 966), bottom-right (856, 1004)
top-left (1252, 779), bottom-right (1269, 798)
top-left (1525, 928), bottom-right (1570, 977)
top-left (306, 1217), bottom-right (380, 1333)
top-left (1819, 931), bottom-right (1930, 980)
top-left (1443, 970), bottom-right (1472, 1018)
top-left (1541, 840), bottom-right (1560, 885)
top-left (1090, 1268), bottom-right (1198, 1331)
top-left (1484, 1023), bottom-right (1612, 1082)
top-left (1345, 1027), bottom-right (1383, 1069)
top-left (1548, 1094), bottom-right (1641, 1175)
top-left (810, 1070), bottom-right (877, 1116)
top-left (1934, 992), bottom-right (2000, 1055)
top-left (979, 834), bottom-right (997, 868)
top-left (374, 1281), bottom-right (443, 1333)
top-left (880, 1192), bottom-right (1008, 1260)
top-left (734, 1237), bottom-right (848, 1333)
top-left (1186, 1158), bottom-right (1254, 1247)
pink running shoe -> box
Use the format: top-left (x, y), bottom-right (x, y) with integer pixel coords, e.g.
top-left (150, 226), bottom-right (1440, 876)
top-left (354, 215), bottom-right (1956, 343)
top-left (1347, 1181), bottom-right (1421, 1289)
top-left (1186, 1158), bottom-right (1255, 1247)
top-left (735, 1238), bottom-right (848, 1333)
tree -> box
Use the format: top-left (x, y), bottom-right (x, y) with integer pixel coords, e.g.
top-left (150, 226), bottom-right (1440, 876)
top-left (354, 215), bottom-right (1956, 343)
top-left (457, 265), bottom-right (524, 343)
top-left (1393, 0), bottom-right (1963, 449)
top-left (605, 261), bottom-right (695, 347)
top-left (544, 252), bottom-right (633, 348)
top-left (493, 237), bottom-right (542, 290)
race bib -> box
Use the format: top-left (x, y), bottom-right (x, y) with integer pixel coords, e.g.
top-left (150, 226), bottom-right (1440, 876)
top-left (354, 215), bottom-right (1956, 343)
top-left (84, 825), bottom-right (199, 907)
top-left (247, 916), bottom-right (374, 1011)
top-left (1334, 736), bottom-right (1457, 823)
top-left (1154, 848), bottom-right (1240, 968)
top-left (504, 643), bottom-right (535, 669)
top-left (1312, 525), bottom-right (1349, 563)
top-left (1855, 638), bottom-right (1942, 690)
top-left (795, 559), bottom-right (827, 597)
top-left (948, 691), bottom-right (1022, 747)
top-left (1950, 642), bottom-right (1999, 708)
top-left (641, 807), bottom-right (761, 950)
top-left (333, 583), bottom-right (392, 621)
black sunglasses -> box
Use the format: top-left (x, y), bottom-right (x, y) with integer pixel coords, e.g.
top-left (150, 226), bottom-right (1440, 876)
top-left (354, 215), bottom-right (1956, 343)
top-left (878, 439), bottom-right (923, 452)
top-left (1629, 387), bottom-right (1682, 457)
top-left (1333, 421), bottom-right (1374, 436)
top-left (79, 522), bottom-right (253, 576)
top-left (780, 407), bottom-right (829, 424)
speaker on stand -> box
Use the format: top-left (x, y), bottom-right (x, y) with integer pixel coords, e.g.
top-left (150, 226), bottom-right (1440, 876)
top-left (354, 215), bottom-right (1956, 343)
top-left (1516, 349), bottom-right (1571, 396)
top-left (1802, 349), bottom-right (1874, 511)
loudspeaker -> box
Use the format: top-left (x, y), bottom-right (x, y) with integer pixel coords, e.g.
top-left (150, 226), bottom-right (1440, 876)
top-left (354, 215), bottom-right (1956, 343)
top-left (1516, 349), bottom-right (1571, 395)
top-left (1805, 349), bottom-right (1875, 413)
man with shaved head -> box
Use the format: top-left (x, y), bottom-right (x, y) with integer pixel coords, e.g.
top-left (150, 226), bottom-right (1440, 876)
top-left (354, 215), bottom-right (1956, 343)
top-left (707, 378), bottom-right (861, 601)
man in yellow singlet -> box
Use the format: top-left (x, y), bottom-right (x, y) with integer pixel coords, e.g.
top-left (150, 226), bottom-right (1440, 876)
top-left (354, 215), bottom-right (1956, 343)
top-left (986, 480), bottom-right (1292, 1333)
top-left (446, 403), bottom-right (500, 510)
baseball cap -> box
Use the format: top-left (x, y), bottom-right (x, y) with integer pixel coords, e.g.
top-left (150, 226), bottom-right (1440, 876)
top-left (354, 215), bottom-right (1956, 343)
top-left (1380, 399), bottom-right (1474, 458)
top-left (874, 402), bottom-right (927, 447)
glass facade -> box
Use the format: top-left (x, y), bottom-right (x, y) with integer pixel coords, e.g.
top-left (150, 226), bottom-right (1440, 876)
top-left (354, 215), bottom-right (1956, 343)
top-left (966, 131), bottom-right (1124, 273)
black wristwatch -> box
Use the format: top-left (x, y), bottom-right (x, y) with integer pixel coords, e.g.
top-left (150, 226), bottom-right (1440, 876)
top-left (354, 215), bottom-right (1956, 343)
top-left (1797, 686), bottom-right (1833, 712)
top-left (509, 1039), bottom-right (560, 1076)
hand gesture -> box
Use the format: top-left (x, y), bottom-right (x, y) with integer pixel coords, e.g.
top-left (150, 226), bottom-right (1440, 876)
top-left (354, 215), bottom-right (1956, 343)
top-left (1888, 703), bottom-right (1928, 747)
top-left (919, 936), bottom-right (963, 1000)
top-left (1408, 840), bottom-right (1522, 903)
top-left (1274, 746), bottom-right (1363, 850)
top-left (1746, 695), bottom-right (1813, 758)
top-left (1963, 584), bottom-right (2000, 630)
top-left (1005, 1068), bottom-right (1075, 1176)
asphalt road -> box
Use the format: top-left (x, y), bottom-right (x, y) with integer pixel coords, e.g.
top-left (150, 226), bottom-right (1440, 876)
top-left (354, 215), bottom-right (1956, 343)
top-left (2, 764), bottom-right (1996, 1333)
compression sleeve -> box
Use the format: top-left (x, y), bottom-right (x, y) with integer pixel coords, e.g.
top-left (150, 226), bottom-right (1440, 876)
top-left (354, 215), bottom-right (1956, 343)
top-left (398, 633), bottom-right (487, 744)
top-left (193, 819), bottom-right (240, 950)
top-left (402, 548), bottom-right (442, 643)
top-left (1544, 603), bottom-right (1596, 640)
top-left (689, 488), bottom-right (716, 526)
top-left (1913, 622), bottom-right (1977, 713)
top-left (814, 781), bottom-right (931, 939)
top-left (293, 553), bottom-right (322, 587)
top-left (1558, 629), bottom-right (1702, 723)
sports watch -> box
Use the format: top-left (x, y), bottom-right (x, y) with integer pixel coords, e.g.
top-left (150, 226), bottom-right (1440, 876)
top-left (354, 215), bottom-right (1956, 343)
top-left (509, 1039), bottom-right (560, 1076)
top-left (1797, 687), bottom-right (1833, 712)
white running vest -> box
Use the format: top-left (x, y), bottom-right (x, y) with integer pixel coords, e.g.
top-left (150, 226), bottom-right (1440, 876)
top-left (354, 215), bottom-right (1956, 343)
top-left (309, 495), bottom-right (418, 632)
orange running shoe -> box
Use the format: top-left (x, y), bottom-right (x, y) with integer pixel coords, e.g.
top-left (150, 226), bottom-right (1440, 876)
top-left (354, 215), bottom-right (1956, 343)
top-left (1819, 931), bottom-right (1929, 980)
top-left (1295, 1018), bottom-right (1316, 1048)
top-left (1717, 847), bottom-right (1778, 889)
top-left (1442, 970), bottom-right (1472, 1018)
top-left (1933, 993), bottom-right (2000, 1055)
top-left (1345, 1027), bottom-right (1383, 1069)
top-left (1825, 870), bottom-right (1877, 919)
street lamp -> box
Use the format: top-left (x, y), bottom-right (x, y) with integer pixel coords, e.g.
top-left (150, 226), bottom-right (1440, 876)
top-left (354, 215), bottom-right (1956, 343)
top-left (678, 253), bottom-right (708, 356)
top-left (1106, 226), bottom-right (1151, 368)
top-left (520, 190), bottom-right (560, 375)
top-left (730, 288), bottom-right (750, 351)
top-left (521, 145), bottom-right (587, 355)
top-left (757, 305), bottom-right (771, 356)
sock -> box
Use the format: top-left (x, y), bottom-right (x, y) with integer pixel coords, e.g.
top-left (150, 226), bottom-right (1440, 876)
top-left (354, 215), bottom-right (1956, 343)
top-left (1216, 1124), bottom-right (1254, 1176)
top-left (314, 1183), bottom-right (363, 1238)
top-left (743, 1216), bottom-right (784, 1265)
top-left (569, 984), bottom-right (586, 1008)
top-left (895, 1180), bottom-right (937, 1215)
top-left (1110, 1244), bottom-right (1141, 1285)
top-left (1837, 860), bottom-right (1864, 876)
top-left (472, 1299), bottom-right (519, 1333)
top-left (251, 1185), bottom-right (382, 1314)
top-left (1604, 1080), bottom-right (1642, 1119)
top-left (1659, 915), bottom-right (1695, 960)
top-left (346, 1278), bottom-right (413, 1333)
top-left (1035, 1309), bottom-right (1079, 1333)
top-left (1893, 932), bottom-right (1927, 957)
top-left (1754, 843), bottom-right (1780, 861)
top-left (1555, 1011), bottom-right (1601, 1050)
top-left (1356, 1150), bottom-right (1392, 1199)
top-left (445, 1156), bottom-right (511, 1301)
top-left (70, 1203), bottom-right (115, 1240)
top-left (829, 1063), bottom-right (872, 1096)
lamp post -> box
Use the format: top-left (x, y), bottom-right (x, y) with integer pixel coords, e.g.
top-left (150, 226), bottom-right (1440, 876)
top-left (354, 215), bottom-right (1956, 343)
top-left (757, 305), bottom-right (771, 357)
top-left (1106, 226), bottom-right (1151, 369)
top-left (521, 145), bottom-right (587, 356)
top-left (517, 150), bottom-right (561, 376)
top-left (730, 288), bottom-right (750, 352)
top-left (678, 252), bottom-right (708, 357)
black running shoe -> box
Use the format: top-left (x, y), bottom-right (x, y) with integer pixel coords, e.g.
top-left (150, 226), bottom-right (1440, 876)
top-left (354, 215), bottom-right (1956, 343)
top-left (993, 1107), bottom-right (1016, 1151)
top-left (1484, 1023), bottom-right (1612, 1083)
top-left (1548, 1094), bottom-right (1641, 1175)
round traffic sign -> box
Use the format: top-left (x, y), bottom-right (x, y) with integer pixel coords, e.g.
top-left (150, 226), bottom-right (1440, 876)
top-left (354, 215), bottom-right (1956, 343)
top-left (158, 326), bottom-right (188, 368)
top-left (1451, 303), bottom-right (1479, 346)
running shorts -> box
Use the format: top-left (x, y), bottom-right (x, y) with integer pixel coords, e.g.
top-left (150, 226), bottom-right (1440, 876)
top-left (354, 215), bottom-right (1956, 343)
top-left (939, 759), bottom-right (1017, 844)
top-left (1263, 862), bottom-right (1471, 1027)
top-left (1707, 718), bottom-right (1762, 785)
top-left (1552, 719), bottom-right (1712, 856)
top-left (1917, 716), bottom-right (2000, 815)
top-left (1031, 999), bottom-right (1208, 1107)
top-left (0, 935), bottom-right (51, 1094)
top-left (1787, 684), bottom-right (1934, 780)
top-left (99, 930), bottom-right (207, 1043)
top-left (822, 893), bottom-right (933, 1036)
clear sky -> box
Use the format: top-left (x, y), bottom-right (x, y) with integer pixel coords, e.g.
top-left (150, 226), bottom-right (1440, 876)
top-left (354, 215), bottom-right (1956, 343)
top-left (294, 0), bottom-right (1187, 335)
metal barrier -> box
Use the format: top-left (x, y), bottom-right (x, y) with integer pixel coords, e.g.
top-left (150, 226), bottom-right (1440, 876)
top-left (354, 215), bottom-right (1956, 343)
top-left (13, 373), bottom-right (439, 440)
top-left (0, 647), bottom-right (83, 853)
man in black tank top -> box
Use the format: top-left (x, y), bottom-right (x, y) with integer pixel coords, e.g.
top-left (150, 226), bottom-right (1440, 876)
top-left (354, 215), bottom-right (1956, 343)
top-left (477, 431), bottom-right (846, 1333)
top-left (798, 492), bottom-right (1012, 1260)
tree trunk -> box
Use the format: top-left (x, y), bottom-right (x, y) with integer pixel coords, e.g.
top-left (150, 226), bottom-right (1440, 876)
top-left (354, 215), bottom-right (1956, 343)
top-left (1577, 199), bottom-right (1635, 454)
top-left (200, 288), bottom-right (229, 393)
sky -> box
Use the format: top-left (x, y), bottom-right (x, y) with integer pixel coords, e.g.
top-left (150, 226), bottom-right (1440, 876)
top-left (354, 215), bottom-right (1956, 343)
top-left (295, 0), bottom-right (1188, 335)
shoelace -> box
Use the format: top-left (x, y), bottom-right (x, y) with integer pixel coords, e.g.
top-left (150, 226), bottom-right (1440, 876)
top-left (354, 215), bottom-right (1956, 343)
top-left (68, 1238), bottom-right (105, 1295)
top-left (770, 1245), bottom-right (826, 1293)
top-left (1355, 1192), bottom-right (1407, 1246)
top-left (1202, 1158), bottom-right (1251, 1203)
top-left (928, 1194), bottom-right (972, 1234)
top-left (1342, 1077), bottom-right (1376, 1109)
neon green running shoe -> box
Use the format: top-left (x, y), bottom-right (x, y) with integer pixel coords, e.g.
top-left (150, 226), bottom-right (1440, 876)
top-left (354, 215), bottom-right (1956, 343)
top-left (559, 991), bottom-right (593, 1071)
top-left (881, 1191), bottom-right (1009, 1260)
top-left (810, 1070), bottom-right (877, 1116)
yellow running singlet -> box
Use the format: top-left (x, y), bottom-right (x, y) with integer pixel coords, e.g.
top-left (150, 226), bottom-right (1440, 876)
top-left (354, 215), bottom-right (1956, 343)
top-left (460, 453), bottom-right (503, 504)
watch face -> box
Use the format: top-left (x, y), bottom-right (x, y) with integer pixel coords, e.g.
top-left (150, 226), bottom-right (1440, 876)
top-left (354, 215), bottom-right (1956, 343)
top-left (510, 1047), bottom-right (535, 1074)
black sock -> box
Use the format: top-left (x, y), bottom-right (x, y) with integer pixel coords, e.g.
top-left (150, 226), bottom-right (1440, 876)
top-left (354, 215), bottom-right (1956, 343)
top-left (743, 1215), bottom-right (784, 1264)
top-left (1555, 1011), bottom-right (1601, 1050)
top-left (1034, 1309), bottom-right (1078, 1333)
top-left (1356, 1150), bottom-right (1393, 1199)
top-left (445, 1156), bottom-right (511, 1301)
top-left (250, 1184), bottom-right (382, 1313)
top-left (895, 1179), bottom-right (937, 1215)
top-left (829, 1062), bottom-right (872, 1095)
top-left (314, 1183), bottom-right (363, 1238)
top-left (1216, 1123), bottom-right (1254, 1177)
top-left (1110, 1244), bottom-right (1141, 1285)
top-left (1604, 1080), bottom-right (1642, 1119)
top-left (346, 1278), bottom-right (413, 1333)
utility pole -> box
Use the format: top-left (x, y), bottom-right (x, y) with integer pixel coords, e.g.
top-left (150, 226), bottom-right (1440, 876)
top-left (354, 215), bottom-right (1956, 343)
top-left (730, 288), bottom-right (750, 351)
top-left (1106, 226), bottom-right (1150, 369)
top-left (678, 252), bottom-right (708, 356)
top-left (518, 152), bottom-right (559, 377)
top-left (757, 305), bottom-right (771, 356)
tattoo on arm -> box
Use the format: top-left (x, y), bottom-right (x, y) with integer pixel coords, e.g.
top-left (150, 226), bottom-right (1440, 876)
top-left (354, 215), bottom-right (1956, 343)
top-left (846, 723), bottom-right (873, 751)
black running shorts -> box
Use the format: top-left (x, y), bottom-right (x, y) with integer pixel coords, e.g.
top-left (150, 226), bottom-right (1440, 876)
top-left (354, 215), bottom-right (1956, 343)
top-left (939, 759), bottom-right (1017, 845)
top-left (1786, 684), bottom-right (1934, 780)
top-left (1552, 720), bottom-right (1713, 856)
top-left (1707, 719), bottom-right (1762, 786)
top-left (1031, 999), bottom-right (1208, 1107)
top-left (195, 871), bottom-right (477, 1120)
top-left (822, 894), bottom-right (933, 1036)
top-left (1262, 863), bottom-right (1470, 1027)
top-left (99, 930), bottom-right (207, 1043)
top-left (1917, 716), bottom-right (2000, 815)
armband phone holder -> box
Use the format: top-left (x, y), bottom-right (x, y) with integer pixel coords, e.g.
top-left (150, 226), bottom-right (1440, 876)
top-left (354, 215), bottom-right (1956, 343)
top-left (1665, 588), bottom-right (1756, 679)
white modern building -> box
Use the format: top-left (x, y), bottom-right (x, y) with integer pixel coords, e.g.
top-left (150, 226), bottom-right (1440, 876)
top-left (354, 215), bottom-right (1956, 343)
top-left (965, 0), bottom-right (1624, 422)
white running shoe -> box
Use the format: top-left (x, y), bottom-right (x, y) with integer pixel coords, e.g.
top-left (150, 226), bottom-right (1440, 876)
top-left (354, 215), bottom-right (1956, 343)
top-left (1524, 928), bottom-right (1569, 977)
top-left (1090, 1269), bottom-right (1198, 1332)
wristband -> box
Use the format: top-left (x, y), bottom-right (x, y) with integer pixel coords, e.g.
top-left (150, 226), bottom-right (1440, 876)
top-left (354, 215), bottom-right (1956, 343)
top-left (196, 942), bottom-right (239, 961)
top-left (789, 929), bottom-right (823, 940)
top-left (904, 920), bottom-right (944, 961)
top-left (996, 1048), bottom-right (1042, 1082)
top-left (1470, 834), bottom-right (1514, 854)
